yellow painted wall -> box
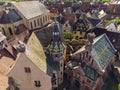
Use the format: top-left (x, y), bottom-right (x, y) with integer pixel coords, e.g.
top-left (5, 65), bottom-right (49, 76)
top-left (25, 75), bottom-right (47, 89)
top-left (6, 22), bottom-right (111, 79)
top-left (26, 33), bottom-right (47, 73)
top-left (73, 31), bottom-right (86, 39)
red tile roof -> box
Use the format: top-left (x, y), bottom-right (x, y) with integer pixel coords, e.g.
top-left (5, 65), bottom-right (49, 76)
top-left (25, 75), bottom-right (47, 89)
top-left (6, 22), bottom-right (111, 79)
top-left (0, 49), bottom-right (15, 75)
top-left (65, 13), bottom-right (77, 25)
top-left (0, 74), bottom-right (8, 90)
top-left (80, 2), bottom-right (91, 12)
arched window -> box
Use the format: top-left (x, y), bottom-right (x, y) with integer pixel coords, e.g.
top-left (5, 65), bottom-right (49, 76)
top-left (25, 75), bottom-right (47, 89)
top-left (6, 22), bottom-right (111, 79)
top-left (30, 22), bottom-right (33, 29)
top-left (2, 28), bottom-right (6, 35)
top-left (43, 16), bottom-right (44, 23)
top-left (40, 18), bottom-right (43, 26)
top-left (34, 20), bottom-right (36, 27)
top-left (8, 27), bottom-right (13, 35)
top-left (45, 15), bottom-right (47, 21)
top-left (37, 19), bottom-right (39, 26)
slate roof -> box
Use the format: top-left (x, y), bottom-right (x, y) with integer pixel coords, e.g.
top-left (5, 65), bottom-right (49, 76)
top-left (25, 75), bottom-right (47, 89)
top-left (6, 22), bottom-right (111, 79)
top-left (87, 17), bottom-right (101, 27)
top-left (34, 25), bottom-right (53, 47)
top-left (26, 23), bottom-right (64, 76)
top-left (13, 1), bottom-right (49, 19)
top-left (56, 15), bottom-right (65, 24)
top-left (72, 34), bottom-right (115, 72)
top-left (86, 27), bottom-right (106, 37)
top-left (73, 17), bottom-right (88, 31)
top-left (0, 9), bottom-right (21, 24)
top-left (91, 34), bottom-right (115, 71)
top-left (0, 49), bottom-right (15, 75)
top-left (84, 66), bottom-right (99, 81)
top-left (34, 23), bottom-right (64, 47)
top-left (80, 2), bottom-right (91, 12)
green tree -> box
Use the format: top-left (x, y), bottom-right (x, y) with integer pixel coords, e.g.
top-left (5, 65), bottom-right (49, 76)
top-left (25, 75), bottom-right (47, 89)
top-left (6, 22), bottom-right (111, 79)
top-left (63, 32), bottom-right (73, 40)
top-left (116, 18), bottom-right (120, 25)
top-left (47, 0), bottom-right (56, 3)
top-left (118, 83), bottom-right (120, 90)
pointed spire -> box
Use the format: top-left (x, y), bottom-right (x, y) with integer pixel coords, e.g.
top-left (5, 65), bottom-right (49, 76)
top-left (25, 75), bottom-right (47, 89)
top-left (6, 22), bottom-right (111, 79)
top-left (47, 20), bottom-right (65, 53)
top-left (85, 33), bottom-right (95, 51)
top-left (52, 19), bottom-right (61, 42)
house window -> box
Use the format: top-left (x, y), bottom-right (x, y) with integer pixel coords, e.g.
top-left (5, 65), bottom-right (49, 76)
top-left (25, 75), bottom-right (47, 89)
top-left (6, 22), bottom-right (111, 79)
top-left (61, 72), bottom-right (63, 75)
top-left (61, 63), bottom-right (62, 67)
top-left (79, 54), bottom-right (81, 60)
top-left (45, 15), bottom-right (46, 22)
top-left (89, 56), bottom-right (91, 61)
top-left (40, 18), bottom-right (42, 26)
top-left (48, 16), bottom-right (50, 20)
top-left (43, 16), bottom-right (44, 23)
top-left (8, 27), bottom-right (13, 35)
top-left (37, 19), bottom-right (39, 26)
top-left (55, 54), bottom-right (58, 58)
top-left (83, 53), bottom-right (85, 59)
top-left (51, 73), bottom-right (56, 85)
top-left (34, 20), bottom-right (36, 27)
top-left (76, 74), bottom-right (80, 78)
top-left (91, 59), bottom-right (94, 65)
top-left (81, 54), bottom-right (84, 59)
top-left (30, 22), bottom-right (33, 29)
top-left (24, 67), bottom-right (31, 73)
top-left (86, 51), bottom-right (88, 57)
top-left (75, 36), bottom-right (79, 40)
top-left (87, 79), bottom-right (91, 83)
top-left (34, 81), bottom-right (41, 87)
top-left (74, 31), bottom-right (77, 34)
top-left (80, 31), bottom-right (82, 34)
top-left (2, 28), bottom-right (6, 35)
top-left (79, 37), bottom-right (83, 39)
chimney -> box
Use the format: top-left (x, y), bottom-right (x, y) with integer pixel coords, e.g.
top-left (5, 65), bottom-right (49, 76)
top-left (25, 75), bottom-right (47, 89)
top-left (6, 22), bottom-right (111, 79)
top-left (85, 33), bottom-right (95, 51)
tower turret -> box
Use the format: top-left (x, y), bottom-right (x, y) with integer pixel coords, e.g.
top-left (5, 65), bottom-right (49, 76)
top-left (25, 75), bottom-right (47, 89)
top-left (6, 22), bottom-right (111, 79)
top-left (47, 20), bottom-right (65, 87)
top-left (47, 20), bottom-right (65, 60)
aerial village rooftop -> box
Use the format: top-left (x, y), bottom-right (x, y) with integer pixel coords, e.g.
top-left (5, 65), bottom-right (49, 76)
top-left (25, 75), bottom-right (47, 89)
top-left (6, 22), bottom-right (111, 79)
top-left (0, 0), bottom-right (120, 90)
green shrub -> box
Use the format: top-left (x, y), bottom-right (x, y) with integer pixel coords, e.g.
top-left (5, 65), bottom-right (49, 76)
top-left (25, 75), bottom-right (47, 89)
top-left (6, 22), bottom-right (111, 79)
top-left (63, 32), bottom-right (73, 40)
top-left (116, 18), bottom-right (120, 25)
top-left (102, 0), bottom-right (109, 3)
top-left (118, 83), bottom-right (120, 90)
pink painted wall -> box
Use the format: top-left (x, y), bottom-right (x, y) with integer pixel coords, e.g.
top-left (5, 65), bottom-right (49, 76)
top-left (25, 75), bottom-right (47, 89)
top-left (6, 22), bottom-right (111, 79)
top-left (8, 53), bottom-right (52, 90)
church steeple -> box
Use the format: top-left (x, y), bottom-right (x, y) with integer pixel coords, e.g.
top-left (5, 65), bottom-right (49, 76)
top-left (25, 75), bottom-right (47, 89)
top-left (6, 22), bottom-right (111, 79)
top-left (47, 20), bottom-right (65, 58)
top-left (47, 20), bottom-right (66, 87)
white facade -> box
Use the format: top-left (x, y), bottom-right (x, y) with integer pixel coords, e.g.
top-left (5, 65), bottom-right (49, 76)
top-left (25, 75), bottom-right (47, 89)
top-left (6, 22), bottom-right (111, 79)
top-left (12, 1), bottom-right (50, 30)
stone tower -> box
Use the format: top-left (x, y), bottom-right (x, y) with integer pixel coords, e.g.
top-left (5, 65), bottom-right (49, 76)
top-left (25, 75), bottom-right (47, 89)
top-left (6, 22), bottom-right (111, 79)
top-left (47, 20), bottom-right (65, 89)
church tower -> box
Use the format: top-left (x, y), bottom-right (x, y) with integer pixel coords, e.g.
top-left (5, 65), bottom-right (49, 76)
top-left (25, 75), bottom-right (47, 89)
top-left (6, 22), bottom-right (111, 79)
top-left (47, 20), bottom-right (65, 88)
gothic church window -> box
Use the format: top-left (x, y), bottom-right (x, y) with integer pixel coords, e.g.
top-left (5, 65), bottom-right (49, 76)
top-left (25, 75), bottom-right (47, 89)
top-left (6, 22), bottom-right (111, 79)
top-left (8, 27), bottom-right (13, 35)
top-left (2, 28), bottom-right (6, 35)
